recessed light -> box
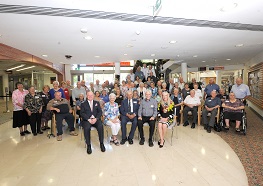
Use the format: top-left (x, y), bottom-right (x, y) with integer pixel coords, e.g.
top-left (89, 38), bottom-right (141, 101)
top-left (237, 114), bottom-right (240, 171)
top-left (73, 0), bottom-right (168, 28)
top-left (220, 3), bottom-right (238, 12)
top-left (135, 30), bottom-right (141, 35)
top-left (235, 44), bottom-right (244, 47)
top-left (42, 54), bottom-right (48, 57)
top-left (126, 44), bottom-right (133, 48)
top-left (226, 59), bottom-right (231, 61)
top-left (124, 54), bottom-right (128, 56)
top-left (84, 36), bottom-right (93, 40)
top-left (94, 56), bottom-right (100, 58)
top-left (151, 54), bottom-right (155, 57)
top-left (169, 40), bottom-right (177, 44)
top-left (177, 55), bottom-right (180, 57)
top-left (80, 28), bottom-right (88, 33)
top-left (193, 55), bottom-right (198, 58)
top-left (202, 61), bottom-right (206, 62)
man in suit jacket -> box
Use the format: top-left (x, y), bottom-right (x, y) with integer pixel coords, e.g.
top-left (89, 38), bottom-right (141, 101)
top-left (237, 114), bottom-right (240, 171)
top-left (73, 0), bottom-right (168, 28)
top-left (80, 91), bottom-right (105, 154)
top-left (120, 91), bottom-right (140, 145)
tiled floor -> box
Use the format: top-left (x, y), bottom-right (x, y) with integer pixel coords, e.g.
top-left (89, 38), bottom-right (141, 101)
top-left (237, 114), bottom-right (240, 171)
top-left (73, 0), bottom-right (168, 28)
top-left (0, 120), bottom-right (247, 186)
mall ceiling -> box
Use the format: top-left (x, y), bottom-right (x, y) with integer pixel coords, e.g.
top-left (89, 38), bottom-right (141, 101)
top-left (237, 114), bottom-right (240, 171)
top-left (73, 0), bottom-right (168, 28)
top-left (0, 0), bottom-right (263, 69)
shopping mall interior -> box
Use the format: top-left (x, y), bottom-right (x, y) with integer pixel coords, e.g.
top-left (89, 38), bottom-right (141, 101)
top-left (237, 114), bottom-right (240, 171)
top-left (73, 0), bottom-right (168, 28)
top-left (0, 1), bottom-right (263, 186)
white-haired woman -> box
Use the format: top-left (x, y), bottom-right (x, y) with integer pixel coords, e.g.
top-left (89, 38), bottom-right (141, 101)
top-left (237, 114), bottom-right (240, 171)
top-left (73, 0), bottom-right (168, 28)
top-left (137, 82), bottom-right (146, 99)
top-left (104, 93), bottom-right (121, 146)
top-left (161, 82), bottom-right (168, 92)
top-left (157, 91), bottom-right (174, 148)
top-left (49, 81), bottom-right (65, 99)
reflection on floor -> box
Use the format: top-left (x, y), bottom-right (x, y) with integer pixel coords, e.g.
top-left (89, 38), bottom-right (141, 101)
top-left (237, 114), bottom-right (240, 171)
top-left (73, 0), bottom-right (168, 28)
top-left (0, 120), bottom-right (247, 186)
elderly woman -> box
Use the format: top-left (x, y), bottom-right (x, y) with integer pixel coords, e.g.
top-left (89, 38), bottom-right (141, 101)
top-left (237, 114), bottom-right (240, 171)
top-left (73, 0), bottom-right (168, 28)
top-left (120, 80), bottom-right (128, 98)
top-left (12, 82), bottom-right (30, 136)
top-left (75, 93), bottom-right (85, 123)
top-left (161, 82), bottom-right (168, 92)
top-left (61, 81), bottom-right (70, 101)
top-left (157, 91), bottom-right (174, 148)
top-left (155, 89), bottom-right (163, 103)
top-left (49, 81), bottom-right (65, 99)
top-left (104, 93), bottom-right (121, 146)
top-left (115, 89), bottom-right (123, 107)
top-left (182, 83), bottom-right (191, 99)
top-left (24, 86), bottom-right (44, 136)
top-left (170, 88), bottom-right (184, 124)
top-left (39, 85), bottom-right (51, 130)
top-left (222, 92), bottom-right (245, 132)
top-left (94, 91), bottom-right (105, 109)
top-left (137, 82), bottom-right (146, 99)
top-left (133, 90), bottom-right (141, 103)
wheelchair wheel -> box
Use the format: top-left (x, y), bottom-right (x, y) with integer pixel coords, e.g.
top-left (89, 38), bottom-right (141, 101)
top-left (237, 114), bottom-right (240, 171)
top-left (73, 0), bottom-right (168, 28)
top-left (242, 116), bottom-right (247, 135)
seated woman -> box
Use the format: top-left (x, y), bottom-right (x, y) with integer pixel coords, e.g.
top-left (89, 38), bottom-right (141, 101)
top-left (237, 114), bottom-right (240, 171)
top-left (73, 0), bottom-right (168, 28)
top-left (157, 91), bottom-right (174, 148)
top-left (182, 83), bottom-right (191, 99)
top-left (161, 82), bottom-right (168, 92)
top-left (133, 90), bottom-right (141, 103)
top-left (222, 92), bottom-right (245, 132)
top-left (104, 93), bottom-right (121, 146)
top-left (137, 82), bottom-right (146, 99)
top-left (155, 89), bottom-right (163, 103)
top-left (170, 88), bottom-right (184, 124)
top-left (94, 91), bottom-right (105, 109)
top-left (115, 89), bottom-right (123, 107)
top-left (75, 93), bottom-right (85, 124)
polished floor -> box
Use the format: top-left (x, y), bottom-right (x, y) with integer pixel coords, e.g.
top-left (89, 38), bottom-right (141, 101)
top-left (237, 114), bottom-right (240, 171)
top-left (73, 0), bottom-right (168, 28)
top-left (0, 120), bottom-right (248, 186)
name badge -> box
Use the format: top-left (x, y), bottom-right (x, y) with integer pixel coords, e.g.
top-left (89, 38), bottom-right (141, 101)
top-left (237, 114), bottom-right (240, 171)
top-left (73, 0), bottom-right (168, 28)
top-left (42, 95), bottom-right (46, 97)
top-left (35, 96), bottom-right (39, 99)
top-left (225, 100), bottom-right (229, 102)
top-left (133, 101), bottom-right (137, 104)
top-left (208, 100), bottom-right (212, 102)
top-left (151, 105), bottom-right (154, 108)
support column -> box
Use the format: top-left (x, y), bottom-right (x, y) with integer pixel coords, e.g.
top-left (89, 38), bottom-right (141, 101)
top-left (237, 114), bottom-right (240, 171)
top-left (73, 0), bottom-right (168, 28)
top-left (3, 73), bottom-right (9, 101)
top-left (215, 70), bottom-right (222, 87)
top-left (115, 62), bottom-right (120, 81)
top-left (64, 64), bottom-right (72, 82)
top-left (181, 63), bottom-right (188, 82)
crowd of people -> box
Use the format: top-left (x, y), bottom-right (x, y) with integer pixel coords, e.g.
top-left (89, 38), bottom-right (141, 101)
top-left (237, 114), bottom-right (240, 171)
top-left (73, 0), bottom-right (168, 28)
top-left (11, 64), bottom-right (251, 155)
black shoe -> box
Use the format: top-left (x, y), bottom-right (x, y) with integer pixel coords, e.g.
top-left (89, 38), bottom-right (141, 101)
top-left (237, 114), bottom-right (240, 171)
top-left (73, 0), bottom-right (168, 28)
top-left (183, 121), bottom-right (189, 127)
top-left (159, 140), bottom-right (165, 148)
top-left (100, 143), bottom-right (106, 152)
top-left (38, 131), bottom-right (43, 134)
top-left (24, 130), bottom-right (31, 134)
top-left (149, 139), bottom-right (154, 147)
top-left (87, 145), bottom-right (92, 154)
top-left (41, 127), bottom-right (46, 131)
top-left (191, 123), bottom-right (195, 129)
top-left (139, 138), bottom-right (145, 145)
top-left (45, 126), bottom-right (51, 129)
top-left (128, 138), bottom-right (133, 145)
top-left (20, 132), bottom-right (25, 136)
top-left (158, 140), bottom-right (160, 145)
top-left (33, 133), bottom-right (37, 136)
top-left (120, 138), bottom-right (127, 145)
top-left (207, 126), bottom-right (211, 133)
top-left (204, 125), bottom-right (208, 130)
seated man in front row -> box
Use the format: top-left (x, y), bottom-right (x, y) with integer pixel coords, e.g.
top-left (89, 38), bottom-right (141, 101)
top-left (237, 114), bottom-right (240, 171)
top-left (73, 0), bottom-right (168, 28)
top-left (202, 90), bottom-right (221, 133)
top-left (47, 91), bottom-right (78, 141)
top-left (120, 91), bottom-right (140, 145)
top-left (183, 90), bottom-right (201, 129)
top-left (80, 91), bottom-right (105, 155)
top-left (138, 90), bottom-right (157, 147)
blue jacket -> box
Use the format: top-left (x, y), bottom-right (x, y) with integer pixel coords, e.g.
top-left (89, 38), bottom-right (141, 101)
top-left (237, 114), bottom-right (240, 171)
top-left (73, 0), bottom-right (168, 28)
top-left (170, 94), bottom-right (183, 104)
top-left (120, 98), bottom-right (140, 116)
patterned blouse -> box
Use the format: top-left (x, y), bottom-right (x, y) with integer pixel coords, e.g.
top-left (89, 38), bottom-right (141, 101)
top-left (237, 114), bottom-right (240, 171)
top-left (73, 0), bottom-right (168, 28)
top-left (104, 102), bottom-right (120, 123)
top-left (24, 93), bottom-right (43, 113)
top-left (223, 99), bottom-right (244, 113)
top-left (12, 89), bottom-right (29, 111)
top-left (157, 102), bottom-right (175, 126)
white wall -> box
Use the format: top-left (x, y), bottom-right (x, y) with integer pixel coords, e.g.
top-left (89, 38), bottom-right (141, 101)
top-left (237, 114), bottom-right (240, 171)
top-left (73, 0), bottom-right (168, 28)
top-left (43, 73), bottom-right (57, 88)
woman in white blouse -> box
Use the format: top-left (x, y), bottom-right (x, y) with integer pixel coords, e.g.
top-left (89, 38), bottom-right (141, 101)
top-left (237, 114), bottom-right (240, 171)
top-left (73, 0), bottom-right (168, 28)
top-left (137, 82), bottom-right (146, 99)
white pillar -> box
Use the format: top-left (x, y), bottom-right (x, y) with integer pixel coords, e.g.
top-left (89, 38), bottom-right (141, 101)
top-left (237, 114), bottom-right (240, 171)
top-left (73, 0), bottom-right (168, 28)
top-left (215, 70), bottom-right (222, 87)
top-left (65, 64), bottom-right (72, 82)
top-left (181, 63), bottom-right (187, 82)
top-left (115, 62), bottom-right (120, 81)
top-left (3, 73), bottom-right (9, 101)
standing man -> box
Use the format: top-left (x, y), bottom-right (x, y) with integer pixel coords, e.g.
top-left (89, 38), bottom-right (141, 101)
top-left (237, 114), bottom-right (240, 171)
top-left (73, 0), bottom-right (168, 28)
top-left (81, 91), bottom-right (105, 154)
top-left (178, 77), bottom-right (185, 90)
top-left (202, 90), bottom-right (221, 133)
top-left (120, 91), bottom-right (140, 145)
top-left (147, 65), bottom-right (156, 78)
top-left (135, 66), bottom-right (145, 81)
top-left (94, 79), bottom-right (102, 92)
top-left (204, 78), bottom-right (220, 100)
top-left (141, 63), bottom-right (148, 81)
top-left (72, 81), bottom-right (86, 103)
top-left (138, 90), bottom-right (158, 147)
top-left (231, 78), bottom-right (251, 104)
top-left (127, 69), bottom-right (135, 82)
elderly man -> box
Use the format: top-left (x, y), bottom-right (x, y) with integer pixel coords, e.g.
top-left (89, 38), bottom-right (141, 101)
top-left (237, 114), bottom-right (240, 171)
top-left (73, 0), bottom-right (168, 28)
top-left (202, 90), bottom-right (221, 133)
top-left (141, 63), bottom-right (148, 81)
top-left (178, 77), bottom-right (185, 90)
top-left (135, 66), bottom-right (145, 81)
top-left (147, 65), bottom-right (156, 77)
top-left (94, 79), bottom-right (102, 92)
top-left (204, 78), bottom-right (220, 100)
top-left (72, 81), bottom-right (86, 103)
top-left (47, 92), bottom-right (78, 141)
top-left (147, 71), bottom-right (157, 84)
top-left (183, 90), bottom-right (201, 129)
top-left (81, 80), bottom-right (89, 92)
top-left (189, 78), bottom-right (201, 89)
top-left (120, 91), bottom-right (140, 145)
top-left (138, 90), bottom-right (158, 147)
top-left (231, 78), bottom-right (251, 104)
top-left (81, 91), bottom-right (105, 154)
top-left (127, 69), bottom-right (135, 82)
top-left (168, 78), bottom-right (175, 93)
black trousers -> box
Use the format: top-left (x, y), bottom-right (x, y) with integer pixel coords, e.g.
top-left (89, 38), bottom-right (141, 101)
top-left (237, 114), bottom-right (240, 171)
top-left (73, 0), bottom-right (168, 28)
top-left (29, 113), bottom-right (41, 134)
top-left (137, 116), bottom-right (155, 140)
top-left (121, 115), bottom-right (137, 140)
top-left (55, 113), bottom-right (75, 135)
top-left (82, 120), bottom-right (104, 145)
top-left (183, 106), bottom-right (198, 123)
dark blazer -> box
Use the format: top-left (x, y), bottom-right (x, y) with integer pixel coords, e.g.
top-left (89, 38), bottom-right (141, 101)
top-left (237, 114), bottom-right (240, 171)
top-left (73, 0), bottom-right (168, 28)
top-left (120, 98), bottom-right (140, 116)
top-left (80, 100), bottom-right (102, 121)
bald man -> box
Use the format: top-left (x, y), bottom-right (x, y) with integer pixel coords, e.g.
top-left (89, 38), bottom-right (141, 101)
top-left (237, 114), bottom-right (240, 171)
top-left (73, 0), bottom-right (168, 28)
top-left (204, 78), bottom-right (220, 100)
top-left (231, 78), bottom-right (251, 103)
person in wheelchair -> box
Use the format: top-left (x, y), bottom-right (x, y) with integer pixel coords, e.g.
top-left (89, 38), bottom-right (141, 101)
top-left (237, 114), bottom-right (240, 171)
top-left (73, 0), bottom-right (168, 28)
top-left (47, 92), bottom-right (78, 141)
top-left (222, 92), bottom-right (245, 132)
top-left (202, 90), bottom-right (221, 133)
top-left (75, 93), bottom-right (85, 124)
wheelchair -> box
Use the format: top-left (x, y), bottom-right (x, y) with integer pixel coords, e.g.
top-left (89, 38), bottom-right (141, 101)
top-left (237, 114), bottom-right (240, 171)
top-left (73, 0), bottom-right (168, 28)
top-left (218, 108), bottom-right (247, 135)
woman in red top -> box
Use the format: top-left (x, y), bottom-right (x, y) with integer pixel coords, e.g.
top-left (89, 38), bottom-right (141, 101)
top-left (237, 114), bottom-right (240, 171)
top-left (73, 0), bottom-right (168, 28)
top-left (61, 81), bottom-right (70, 101)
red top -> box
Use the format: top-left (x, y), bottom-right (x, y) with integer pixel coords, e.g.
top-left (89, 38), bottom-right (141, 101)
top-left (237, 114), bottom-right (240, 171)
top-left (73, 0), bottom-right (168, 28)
top-left (63, 88), bottom-right (70, 100)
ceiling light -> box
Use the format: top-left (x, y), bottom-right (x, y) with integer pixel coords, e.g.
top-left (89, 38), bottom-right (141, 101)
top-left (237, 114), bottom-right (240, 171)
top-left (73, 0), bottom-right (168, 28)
top-left (202, 61), bottom-right (206, 62)
top-left (6, 64), bottom-right (25, 71)
top-left (42, 54), bottom-right (48, 57)
top-left (226, 59), bottom-right (231, 61)
top-left (169, 40), bottom-right (177, 44)
top-left (177, 55), bottom-right (180, 57)
top-left (84, 36), bottom-right (93, 40)
top-left (80, 28), bottom-right (88, 33)
top-left (126, 44), bottom-right (133, 48)
top-left (135, 30), bottom-right (141, 35)
top-left (151, 54), bottom-right (155, 57)
top-left (235, 44), bottom-right (244, 47)
top-left (94, 56), bottom-right (100, 58)
top-left (220, 2), bottom-right (238, 12)
top-left (124, 54), bottom-right (128, 56)
top-left (193, 55), bottom-right (198, 58)
top-left (16, 66), bottom-right (35, 71)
